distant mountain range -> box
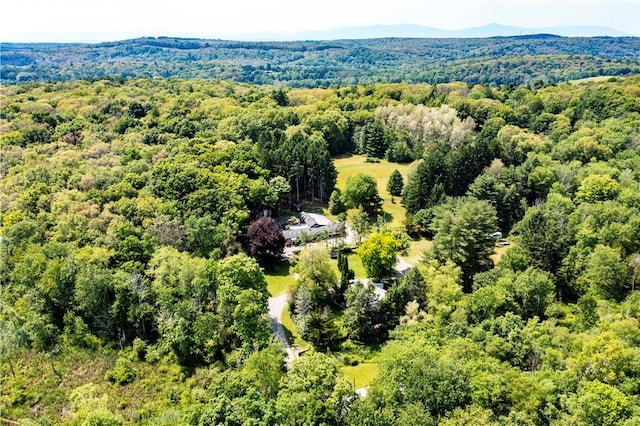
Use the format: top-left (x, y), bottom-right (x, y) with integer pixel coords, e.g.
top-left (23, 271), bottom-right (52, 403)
top-left (230, 23), bottom-right (634, 41)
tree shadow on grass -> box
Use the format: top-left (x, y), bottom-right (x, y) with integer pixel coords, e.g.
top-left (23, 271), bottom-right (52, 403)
top-left (266, 260), bottom-right (291, 276)
top-left (282, 324), bottom-right (295, 345)
top-left (265, 260), bottom-right (295, 296)
top-left (372, 210), bottom-right (395, 228)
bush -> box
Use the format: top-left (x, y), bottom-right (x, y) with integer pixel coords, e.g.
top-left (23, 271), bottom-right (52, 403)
top-left (74, 410), bottom-right (122, 426)
top-left (341, 353), bottom-right (362, 366)
top-left (131, 338), bottom-right (147, 361)
top-left (105, 357), bottom-right (136, 385)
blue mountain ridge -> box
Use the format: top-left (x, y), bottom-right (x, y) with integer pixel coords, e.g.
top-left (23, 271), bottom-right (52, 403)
top-left (226, 23), bottom-right (633, 41)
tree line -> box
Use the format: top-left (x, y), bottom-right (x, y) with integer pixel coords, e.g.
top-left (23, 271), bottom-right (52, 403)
top-left (2, 35), bottom-right (639, 86)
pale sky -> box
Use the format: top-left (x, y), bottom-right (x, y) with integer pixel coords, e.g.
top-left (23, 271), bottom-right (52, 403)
top-left (2, 0), bottom-right (638, 42)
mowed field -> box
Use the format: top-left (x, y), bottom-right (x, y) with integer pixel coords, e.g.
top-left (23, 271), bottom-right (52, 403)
top-left (333, 155), bottom-right (415, 228)
top-left (341, 362), bottom-right (380, 390)
top-left (334, 155), bottom-right (436, 264)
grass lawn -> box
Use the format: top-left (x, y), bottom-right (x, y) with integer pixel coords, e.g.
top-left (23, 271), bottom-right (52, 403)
top-left (346, 253), bottom-right (368, 279)
top-left (280, 303), bottom-right (311, 349)
top-left (341, 362), bottom-right (380, 390)
top-left (491, 241), bottom-right (514, 265)
top-left (404, 238), bottom-right (432, 266)
top-left (334, 155), bottom-right (414, 228)
top-left (327, 251), bottom-right (368, 280)
top-left (265, 261), bottom-right (296, 296)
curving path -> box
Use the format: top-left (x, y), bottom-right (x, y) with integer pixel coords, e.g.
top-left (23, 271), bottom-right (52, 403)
top-left (267, 245), bottom-right (414, 380)
top-left (267, 292), bottom-right (297, 368)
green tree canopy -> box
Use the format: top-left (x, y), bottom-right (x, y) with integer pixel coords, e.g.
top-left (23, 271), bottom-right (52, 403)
top-left (342, 173), bottom-right (383, 216)
top-left (429, 197), bottom-right (498, 291)
top-left (357, 231), bottom-right (402, 279)
top-left (292, 247), bottom-right (337, 307)
top-left (276, 352), bottom-right (355, 425)
top-left (370, 338), bottom-right (471, 421)
top-left (569, 380), bottom-right (632, 426)
top-left (579, 244), bottom-right (628, 301)
top-left (576, 174), bottom-right (621, 203)
top-left (216, 253), bottom-right (268, 294)
top-left (344, 281), bottom-right (382, 342)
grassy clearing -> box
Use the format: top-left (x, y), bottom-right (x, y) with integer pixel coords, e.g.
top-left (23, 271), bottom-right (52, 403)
top-left (570, 75), bottom-right (622, 85)
top-left (276, 155), bottom-right (424, 378)
top-left (265, 261), bottom-right (296, 296)
top-left (404, 238), bottom-right (432, 266)
top-left (340, 362), bottom-right (379, 389)
top-left (334, 155), bottom-right (414, 228)
top-left (491, 241), bottom-right (513, 265)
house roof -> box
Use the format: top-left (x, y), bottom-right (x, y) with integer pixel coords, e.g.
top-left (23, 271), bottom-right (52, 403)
top-left (301, 211), bottom-right (331, 227)
top-left (281, 221), bottom-right (341, 241)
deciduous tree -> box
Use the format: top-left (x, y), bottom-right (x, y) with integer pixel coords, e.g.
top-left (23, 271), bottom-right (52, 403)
top-left (293, 247), bottom-right (337, 307)
top-left (347, 208), bottom-right (370, 245)
top-left (276, 352), bottom-right (355, 425)
top-left (576, 174), bottom-right (621, 203)
top-left (342, 173), bottom-right (382, 216)
top-left (371, 339), bottom-right (471, 421)
top-left (569, 380), bottom-right (632, 426)
top-left (233, 288), bottom-right (271, 352)
top-left (217, 253), bottom-right (268, 293)
top-left (247, 216), bottom-right (285, 268)
top-left (579, 244), bottom-right (627, 301)
top-left (357, 231), bottom-right (401, 279)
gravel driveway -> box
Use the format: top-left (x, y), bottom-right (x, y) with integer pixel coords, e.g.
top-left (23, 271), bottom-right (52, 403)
top-left (268, 292), bottom-right (297, 367)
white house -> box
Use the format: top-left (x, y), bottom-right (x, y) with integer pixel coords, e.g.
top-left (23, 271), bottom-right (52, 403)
top-left (282, 211), bottom-right (341, 241)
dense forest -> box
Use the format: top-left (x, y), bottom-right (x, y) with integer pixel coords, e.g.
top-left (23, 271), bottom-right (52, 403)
top-left (2, 35), bottom-right (640, 87)
top-left (1, 75), bottom-right (640, 425)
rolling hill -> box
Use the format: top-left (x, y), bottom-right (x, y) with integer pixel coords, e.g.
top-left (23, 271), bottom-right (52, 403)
top-left (2, 35), bottom-right (639, 87)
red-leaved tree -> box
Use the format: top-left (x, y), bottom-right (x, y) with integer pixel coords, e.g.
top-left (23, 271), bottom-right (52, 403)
top-left (247, 216), bottom-right (285, 268)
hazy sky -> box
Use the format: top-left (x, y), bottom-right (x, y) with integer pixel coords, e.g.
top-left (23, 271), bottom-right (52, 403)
top-left (2, 0), bottom-right (638, 42)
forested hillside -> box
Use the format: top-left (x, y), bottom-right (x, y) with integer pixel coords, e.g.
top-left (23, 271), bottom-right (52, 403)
top-left (2, 35), bottom-right (640, 87)
top-left (1, 76), bottom-right (640, 425)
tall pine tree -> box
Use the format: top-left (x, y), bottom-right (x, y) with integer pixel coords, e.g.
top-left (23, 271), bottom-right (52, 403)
top-left (387, 169), bottom-right (404, 199)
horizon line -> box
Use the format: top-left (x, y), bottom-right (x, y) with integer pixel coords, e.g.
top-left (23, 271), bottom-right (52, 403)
top-left (1, 22), bottom-right (636, 44)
